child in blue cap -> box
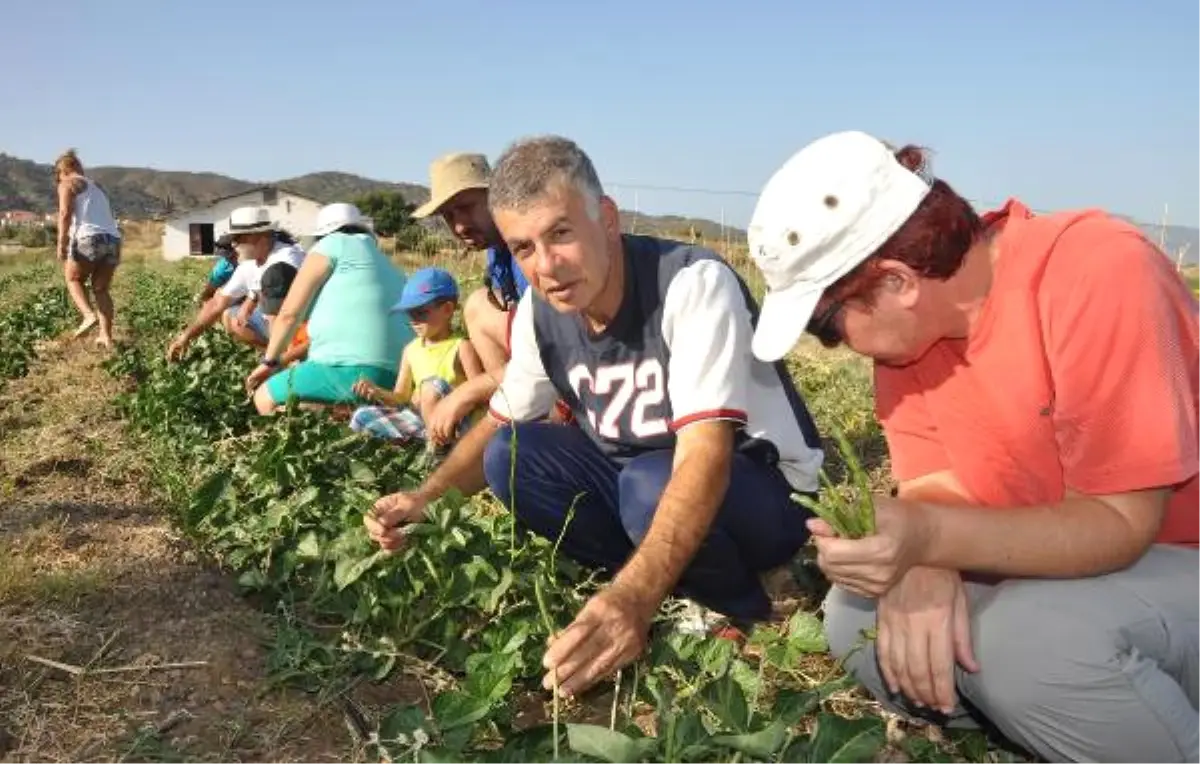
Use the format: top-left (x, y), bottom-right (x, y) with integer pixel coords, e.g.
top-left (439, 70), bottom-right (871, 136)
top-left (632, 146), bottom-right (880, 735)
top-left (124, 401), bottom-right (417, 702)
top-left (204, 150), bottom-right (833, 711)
top-left (350, 267), bottom-right (484, 463)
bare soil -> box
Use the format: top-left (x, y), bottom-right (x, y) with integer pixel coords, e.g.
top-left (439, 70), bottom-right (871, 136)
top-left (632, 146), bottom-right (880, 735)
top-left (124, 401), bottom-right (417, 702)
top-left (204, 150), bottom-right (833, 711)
top-left (0, 335), bottom-right (365, 762)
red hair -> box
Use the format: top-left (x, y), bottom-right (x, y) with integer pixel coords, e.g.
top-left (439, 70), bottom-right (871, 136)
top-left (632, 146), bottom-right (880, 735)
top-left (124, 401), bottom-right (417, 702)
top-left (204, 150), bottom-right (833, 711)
top-left (828, 145), bottom-right (983, 303)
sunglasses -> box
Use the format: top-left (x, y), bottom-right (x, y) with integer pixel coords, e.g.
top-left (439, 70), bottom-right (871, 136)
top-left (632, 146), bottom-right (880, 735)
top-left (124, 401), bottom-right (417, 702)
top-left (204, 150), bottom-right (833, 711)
top-left (806, 298), bottom-right (845, 348)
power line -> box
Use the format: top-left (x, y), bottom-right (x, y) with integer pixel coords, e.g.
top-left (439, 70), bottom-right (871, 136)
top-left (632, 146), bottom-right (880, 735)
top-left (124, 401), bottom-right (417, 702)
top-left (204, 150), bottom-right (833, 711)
top-left (606, 180), bottom-right (1187, 233)
top-left (608, 181), bottom-right (759, 198)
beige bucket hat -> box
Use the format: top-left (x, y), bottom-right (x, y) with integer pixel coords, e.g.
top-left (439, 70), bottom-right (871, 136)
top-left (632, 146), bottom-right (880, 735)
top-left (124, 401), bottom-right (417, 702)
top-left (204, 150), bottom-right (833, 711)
top-left (412, 152), bottom-right (491, 219)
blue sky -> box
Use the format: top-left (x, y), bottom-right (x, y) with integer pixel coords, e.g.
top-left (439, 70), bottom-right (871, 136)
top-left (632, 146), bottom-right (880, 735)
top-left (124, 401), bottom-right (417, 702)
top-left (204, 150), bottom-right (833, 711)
top-left (2, 0), bottom-right (1196, 228)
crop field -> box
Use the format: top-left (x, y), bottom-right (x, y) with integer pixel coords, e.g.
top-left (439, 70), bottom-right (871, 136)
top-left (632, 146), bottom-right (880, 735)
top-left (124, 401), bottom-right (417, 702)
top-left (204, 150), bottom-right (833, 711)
top-left (0, 248), bottom-right (1022, 762)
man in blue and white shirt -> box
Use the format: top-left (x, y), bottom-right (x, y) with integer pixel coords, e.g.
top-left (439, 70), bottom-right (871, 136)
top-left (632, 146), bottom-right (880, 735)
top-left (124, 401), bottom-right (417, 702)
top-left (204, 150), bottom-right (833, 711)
top-left (369, 137), bottom-right (823, 698)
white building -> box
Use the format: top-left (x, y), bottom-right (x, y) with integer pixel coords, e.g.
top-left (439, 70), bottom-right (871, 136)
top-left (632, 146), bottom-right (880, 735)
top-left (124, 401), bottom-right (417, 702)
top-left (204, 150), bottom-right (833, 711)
top-left (160, 186), bottom-right (325, 262)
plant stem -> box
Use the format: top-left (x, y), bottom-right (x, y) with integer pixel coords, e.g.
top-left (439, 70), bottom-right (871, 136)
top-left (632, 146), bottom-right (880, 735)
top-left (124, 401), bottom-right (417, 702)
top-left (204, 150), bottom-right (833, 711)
top-left (534, 576), bottom-right (560, 761)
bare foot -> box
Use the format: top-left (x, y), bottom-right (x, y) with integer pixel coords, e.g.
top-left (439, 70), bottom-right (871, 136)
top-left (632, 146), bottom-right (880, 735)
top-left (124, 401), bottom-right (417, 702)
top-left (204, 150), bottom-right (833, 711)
top-left (72, 315), bottom-right (99, 339)
top-left (94, 334), bottom-right (114, 351)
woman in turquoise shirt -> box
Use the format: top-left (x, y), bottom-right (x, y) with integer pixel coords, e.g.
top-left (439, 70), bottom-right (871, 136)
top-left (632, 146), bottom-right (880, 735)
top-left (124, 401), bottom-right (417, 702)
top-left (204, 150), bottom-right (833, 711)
top-left (245, 203), bottom-right (414, 415)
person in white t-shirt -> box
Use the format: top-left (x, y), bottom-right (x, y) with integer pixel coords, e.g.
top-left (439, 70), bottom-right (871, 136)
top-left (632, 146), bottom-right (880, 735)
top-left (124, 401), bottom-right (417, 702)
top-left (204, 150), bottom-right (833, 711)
top-left (166, 207), bottom-right (305, 361)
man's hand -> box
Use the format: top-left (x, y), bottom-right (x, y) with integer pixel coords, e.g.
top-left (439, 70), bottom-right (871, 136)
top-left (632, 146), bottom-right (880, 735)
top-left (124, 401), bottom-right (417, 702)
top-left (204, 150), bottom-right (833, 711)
top-left (425, 391), bottom-right (473, 445)
top-left (542, 585), bottom-right (653, 698)
top-left (166, 335), bottom-right (190, 363)
top-left (875, 566), bottom-right (978, 714)
top-left (365, 491), bottom-right (429, 551)
top-left (809, 495), bottom-right (932, 598)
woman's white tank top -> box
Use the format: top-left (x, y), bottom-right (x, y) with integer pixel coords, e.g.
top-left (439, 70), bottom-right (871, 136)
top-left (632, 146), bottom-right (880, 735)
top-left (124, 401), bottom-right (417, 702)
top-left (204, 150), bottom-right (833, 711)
top-left (71, 177), bottom-right (120, 240)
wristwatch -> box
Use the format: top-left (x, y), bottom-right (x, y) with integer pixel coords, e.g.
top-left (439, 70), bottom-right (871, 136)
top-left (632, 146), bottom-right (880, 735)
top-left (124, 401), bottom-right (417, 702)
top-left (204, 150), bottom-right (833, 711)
top-left (259, 355), bottom-right (280, 369)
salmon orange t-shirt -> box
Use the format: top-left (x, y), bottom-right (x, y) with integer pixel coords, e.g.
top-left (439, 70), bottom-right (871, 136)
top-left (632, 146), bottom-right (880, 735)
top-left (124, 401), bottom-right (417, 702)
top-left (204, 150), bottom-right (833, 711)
top-left (290, 322), bottom-right (310, 352)
top-left (874, 199), bottom-right (1198, 545)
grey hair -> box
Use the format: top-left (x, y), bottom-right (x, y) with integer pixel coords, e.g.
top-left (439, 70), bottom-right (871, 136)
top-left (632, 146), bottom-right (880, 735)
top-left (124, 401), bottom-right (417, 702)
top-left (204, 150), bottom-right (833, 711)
top-left (488, 135), bottom-right (605, 220)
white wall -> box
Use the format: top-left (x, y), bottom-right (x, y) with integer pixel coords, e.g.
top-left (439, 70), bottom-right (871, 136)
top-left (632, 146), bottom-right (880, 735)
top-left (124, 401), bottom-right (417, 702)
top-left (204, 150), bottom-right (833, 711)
top-left (160, 189), bottom-right (324, 261)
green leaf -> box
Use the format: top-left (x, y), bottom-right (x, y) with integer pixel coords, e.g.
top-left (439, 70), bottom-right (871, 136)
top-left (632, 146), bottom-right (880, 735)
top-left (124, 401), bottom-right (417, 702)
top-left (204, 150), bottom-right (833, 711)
top-left (486, 566), bottom-right (514, 613)
top-left (371, 653), bottom-right (396, 681)
top-left (902, 736), bottom-right (956, 763)
top-left (788, 610), bottom-right (829, 653)
top-left (774, 688), bottom-right (819, 725)
top-left (379, 704), bottom-right (427, 740)
top-left (695, 635), bottom-right (737, 676)
top-left (464, 651), bottom-right (518, 704)
top-left (712, 719), bottom-right (790, 759)
top-left (349, 460), bottom-right (377, 484)
top-left (333, 550), bottom-right (388, 591)
top-left (187, 468), bottom-right (231, 526)
top-left (807, 713), bottom-right (886, 763)
top-left (265, 499), bottom-right (288, 529)
top-left (295, 531), bottom-right (321, 560)
top-left (730, 659), bottom-right (762, 706)
top-left (237, 569), bottom-right (267, 590)
top-left (290, 484), bottom-right (321, 508)
top-left (566, 724), bottom-right (658, 763)
top-left (431, 690), bottom-right (492, 732)
top-left (488, 724), bottom-right (557, 763)
top-left (702, 674), bottom-right (750, 733)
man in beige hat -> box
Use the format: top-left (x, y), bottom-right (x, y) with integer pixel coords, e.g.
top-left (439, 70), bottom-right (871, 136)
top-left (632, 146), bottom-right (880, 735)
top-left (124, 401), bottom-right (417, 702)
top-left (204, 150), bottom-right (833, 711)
top-left (411, 151), bottom-right (539, 441)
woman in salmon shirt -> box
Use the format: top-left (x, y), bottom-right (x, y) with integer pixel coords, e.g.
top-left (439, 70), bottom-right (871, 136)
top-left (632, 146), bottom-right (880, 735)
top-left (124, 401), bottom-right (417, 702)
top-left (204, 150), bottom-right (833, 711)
top-left (746, 131), bottom-right (1198, 763)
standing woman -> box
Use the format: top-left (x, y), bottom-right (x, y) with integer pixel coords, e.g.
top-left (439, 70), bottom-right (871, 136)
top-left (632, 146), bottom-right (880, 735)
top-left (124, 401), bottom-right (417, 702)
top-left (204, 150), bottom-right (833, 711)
top-left (54, 149), bottom-right (122, 348)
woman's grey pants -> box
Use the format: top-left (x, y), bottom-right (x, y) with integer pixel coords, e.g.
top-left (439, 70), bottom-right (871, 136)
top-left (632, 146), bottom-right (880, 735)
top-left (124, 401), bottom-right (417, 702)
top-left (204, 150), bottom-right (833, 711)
top-left (824, 545), bottom-right (1199, 762)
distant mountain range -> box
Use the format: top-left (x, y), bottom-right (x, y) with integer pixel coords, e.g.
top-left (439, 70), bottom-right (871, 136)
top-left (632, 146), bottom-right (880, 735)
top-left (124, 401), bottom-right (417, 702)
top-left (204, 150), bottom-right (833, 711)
top-left (0, 154), bottom-right (430, 219)
top-left (2, 152), bottom-right (1195, 262)
top-left (0, 153), bottom-right (741, 245)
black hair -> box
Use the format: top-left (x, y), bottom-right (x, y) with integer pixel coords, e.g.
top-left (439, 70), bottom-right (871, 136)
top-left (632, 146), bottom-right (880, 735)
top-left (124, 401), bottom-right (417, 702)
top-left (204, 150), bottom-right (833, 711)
top-left (273, 228), bottom-right (298, 245)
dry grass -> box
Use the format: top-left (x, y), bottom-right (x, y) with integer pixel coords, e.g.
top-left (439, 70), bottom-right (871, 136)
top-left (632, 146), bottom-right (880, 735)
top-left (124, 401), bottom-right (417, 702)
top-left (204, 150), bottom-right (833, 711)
top-left (0, 309), bottom-right (366, 762)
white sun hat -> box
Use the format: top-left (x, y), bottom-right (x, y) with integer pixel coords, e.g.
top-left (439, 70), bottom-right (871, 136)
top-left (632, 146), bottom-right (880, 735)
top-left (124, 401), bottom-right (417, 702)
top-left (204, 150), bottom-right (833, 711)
top-left (747, 130), bottom-right (932, 362)
top-left (312, 202), bottom-right (371, 238)
top-left (226, 206), bottom-right (276, 236)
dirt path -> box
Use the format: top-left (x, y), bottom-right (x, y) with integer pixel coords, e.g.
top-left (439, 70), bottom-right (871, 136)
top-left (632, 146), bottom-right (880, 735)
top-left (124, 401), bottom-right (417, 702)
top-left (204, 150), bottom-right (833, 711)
top-left (0, 335), bottom-right (361, 762)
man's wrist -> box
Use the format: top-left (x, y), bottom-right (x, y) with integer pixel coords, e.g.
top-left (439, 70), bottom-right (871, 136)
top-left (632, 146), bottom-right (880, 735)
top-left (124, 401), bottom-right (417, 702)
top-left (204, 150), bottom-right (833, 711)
top-left (258, 354), bottom-right (280, 368)
top-left (413, 480), bottom-right (444, 506)
top-left (607, 573), bottom-right (664, 623)
top-left (908, 500), bottom-right (939, 567)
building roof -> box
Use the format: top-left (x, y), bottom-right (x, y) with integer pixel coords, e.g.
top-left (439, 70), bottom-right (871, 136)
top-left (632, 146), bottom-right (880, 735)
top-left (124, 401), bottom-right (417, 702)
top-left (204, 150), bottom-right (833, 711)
top-left (168, 185), bottom-right (325, 220)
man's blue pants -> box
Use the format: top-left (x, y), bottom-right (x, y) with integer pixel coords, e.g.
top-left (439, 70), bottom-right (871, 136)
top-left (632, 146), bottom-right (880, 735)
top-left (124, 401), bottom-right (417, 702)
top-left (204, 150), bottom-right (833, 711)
top-left (482, 422), bottom-right (813, 621)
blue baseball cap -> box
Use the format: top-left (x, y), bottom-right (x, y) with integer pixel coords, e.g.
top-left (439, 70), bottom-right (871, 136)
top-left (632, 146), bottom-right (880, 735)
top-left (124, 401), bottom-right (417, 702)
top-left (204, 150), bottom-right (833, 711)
top-left (391, 267), bottom-right (460, 312)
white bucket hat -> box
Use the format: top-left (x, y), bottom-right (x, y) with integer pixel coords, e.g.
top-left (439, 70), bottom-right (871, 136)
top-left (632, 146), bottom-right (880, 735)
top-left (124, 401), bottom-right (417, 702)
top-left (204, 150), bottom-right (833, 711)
top-left (227, 206), bottom-right (276, 236)
top-left (747, 130), bottom-right (932, 362)
top-left (313, 202), bottom-right (371, 237)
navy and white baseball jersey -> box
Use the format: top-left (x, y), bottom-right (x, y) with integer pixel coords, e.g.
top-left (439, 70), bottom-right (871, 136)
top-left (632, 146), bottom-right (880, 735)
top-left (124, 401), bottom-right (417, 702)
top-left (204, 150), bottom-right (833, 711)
top-left (488, 234), bottom-right (824, 492)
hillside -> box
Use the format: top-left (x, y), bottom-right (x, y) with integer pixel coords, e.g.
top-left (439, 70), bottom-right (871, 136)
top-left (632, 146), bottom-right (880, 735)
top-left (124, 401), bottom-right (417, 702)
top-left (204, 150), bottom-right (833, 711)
top-left (2, 151), bottom-right (1195, 261)
top-left (0, 152), bottom-right (739, 244)
top-left (1117, 215), bottom-right (1198, 264)
top-left (0, 155), bottom-right (430, 219)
